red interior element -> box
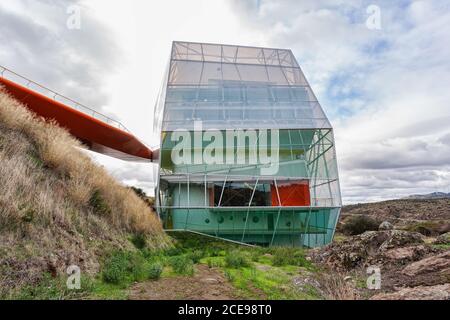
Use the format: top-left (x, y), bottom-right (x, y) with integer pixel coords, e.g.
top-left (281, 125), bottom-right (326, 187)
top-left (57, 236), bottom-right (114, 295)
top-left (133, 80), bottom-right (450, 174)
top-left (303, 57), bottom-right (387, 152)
top-left (208, 186), bottom-right (215, 207)
top-left (0, 77), bottom-right (152, 162)
top-left (271, 181), bottom-right (311, 206)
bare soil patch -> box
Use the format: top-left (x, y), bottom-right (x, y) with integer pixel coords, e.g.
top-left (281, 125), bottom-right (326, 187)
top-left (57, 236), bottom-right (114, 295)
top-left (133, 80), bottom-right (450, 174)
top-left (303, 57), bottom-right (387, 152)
top-left (128, 265), bottom-right (240, 300)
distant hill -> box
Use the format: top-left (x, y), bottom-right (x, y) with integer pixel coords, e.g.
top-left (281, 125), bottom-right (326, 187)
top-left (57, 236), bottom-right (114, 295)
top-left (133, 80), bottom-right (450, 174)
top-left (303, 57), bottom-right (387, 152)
top-left (403, 192), bottom-right (450, 200)
top-left (342, 198), bottom-right (450, 222)
top-left (340, 197), bottom-right (450, 237)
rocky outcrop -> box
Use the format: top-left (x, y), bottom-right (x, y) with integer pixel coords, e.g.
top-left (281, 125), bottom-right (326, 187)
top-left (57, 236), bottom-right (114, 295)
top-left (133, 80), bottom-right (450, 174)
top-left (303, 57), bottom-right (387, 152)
top-left (379, 221), bottom-right (393, 231)
top-left (379, 230), bottom-right (423, 251)
top-left (383, 245), bottom-right (430, 262)
top-left (370, 284), bottom-right (450, 300)
top-left (311, 230), bottom-right (426, 271)
top-left (402, 251), bottom-right (450, 277)
top-left (342, 198), bottom-right (450, 222)
top-left (435, 232), bottom-right (450, 245)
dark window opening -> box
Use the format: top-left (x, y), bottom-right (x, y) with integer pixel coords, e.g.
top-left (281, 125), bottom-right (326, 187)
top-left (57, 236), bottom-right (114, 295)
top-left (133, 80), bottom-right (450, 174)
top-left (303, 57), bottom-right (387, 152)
top-left (214, 182), bottom-right (271, 207)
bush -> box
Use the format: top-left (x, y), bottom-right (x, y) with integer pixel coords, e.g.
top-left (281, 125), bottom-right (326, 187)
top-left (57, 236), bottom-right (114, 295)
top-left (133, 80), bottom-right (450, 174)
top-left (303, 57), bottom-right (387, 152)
top-left (164, 246), bottom-right (184, 257)
top-left (148, 263), bottom-right (163, 280)
top-left (102, 251), bottom-right (149, 284)
top-left (225, 250), bottom-right (251, 268)
top-left (249, 248), bottom-right (265, 262)
top-left (169, 256), bottom-right (194, 275)
top-left (405, 221), bottom-right (447, 237)
top-left (102, 252), bottom-right (129, 284)
top-left (129, 254), bottom-right (148, 282)
top-left (205, 257), bottom-right (225, 268)
top-left (224, 270), bottom-right (234, 282)
top-left (205, 247), bottom-right (222, 257)
top-left (342, 215), bottom-right (379, 236)
top-left (188, 250), bottom-right (204, 263)
top-left (271, 247), bottom-right (311, 268)
top-left (131, 233), bottom-right (147, 249)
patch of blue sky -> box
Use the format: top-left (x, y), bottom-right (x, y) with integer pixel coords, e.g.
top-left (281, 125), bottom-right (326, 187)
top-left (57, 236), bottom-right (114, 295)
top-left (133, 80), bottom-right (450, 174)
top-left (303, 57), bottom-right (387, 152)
top-left (322, 72), bottom-right (369, 120)
top-left (362, 38), bottom-right (390, 56)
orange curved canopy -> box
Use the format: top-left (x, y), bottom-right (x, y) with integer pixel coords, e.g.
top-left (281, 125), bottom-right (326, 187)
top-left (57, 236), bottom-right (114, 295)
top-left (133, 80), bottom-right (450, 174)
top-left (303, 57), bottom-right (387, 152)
top-left (0, 76), bottom-right (153, 162)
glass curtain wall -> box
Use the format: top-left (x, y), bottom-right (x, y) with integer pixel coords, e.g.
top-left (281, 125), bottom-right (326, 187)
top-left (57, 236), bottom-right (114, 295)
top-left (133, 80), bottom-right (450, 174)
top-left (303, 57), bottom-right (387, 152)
top-left (154, 41), bottom-right (341, 247)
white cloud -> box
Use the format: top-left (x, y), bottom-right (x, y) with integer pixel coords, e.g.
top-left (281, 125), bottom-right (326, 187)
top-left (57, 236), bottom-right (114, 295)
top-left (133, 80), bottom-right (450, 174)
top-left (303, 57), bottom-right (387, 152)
top-left (228, 0), bottom-right (450, 202)
top-left (1, 0), bottom-right (449, 203)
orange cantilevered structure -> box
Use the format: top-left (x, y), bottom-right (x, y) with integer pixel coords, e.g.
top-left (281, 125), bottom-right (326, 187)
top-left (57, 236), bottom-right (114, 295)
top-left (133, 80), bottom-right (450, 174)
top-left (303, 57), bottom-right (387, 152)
top-left (0, 66), bottom-right (153, 162)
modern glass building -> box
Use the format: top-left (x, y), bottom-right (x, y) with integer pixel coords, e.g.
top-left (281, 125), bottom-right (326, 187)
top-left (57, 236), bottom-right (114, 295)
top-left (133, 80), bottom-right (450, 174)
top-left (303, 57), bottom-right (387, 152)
top-left (153, 41), bottom-right (341, 247)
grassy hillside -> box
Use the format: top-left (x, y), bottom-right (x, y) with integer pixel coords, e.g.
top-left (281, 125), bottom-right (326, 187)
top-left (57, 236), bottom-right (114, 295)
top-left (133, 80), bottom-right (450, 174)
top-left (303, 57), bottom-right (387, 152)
top-left (0, 89), bottom-right (170, 298)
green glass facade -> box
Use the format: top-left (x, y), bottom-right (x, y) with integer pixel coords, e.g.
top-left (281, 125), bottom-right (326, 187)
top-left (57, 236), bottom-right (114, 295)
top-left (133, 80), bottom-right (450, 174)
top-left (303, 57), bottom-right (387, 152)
top-left (154, 42), bottom-right (341, 247)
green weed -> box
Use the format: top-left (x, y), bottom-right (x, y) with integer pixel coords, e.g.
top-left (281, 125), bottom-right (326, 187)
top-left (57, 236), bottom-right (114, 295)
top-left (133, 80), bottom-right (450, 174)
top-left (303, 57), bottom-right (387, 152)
top-left (225, 250), bottom-right (251, 268)
top-left (168, 255), bottom-right (194, 275)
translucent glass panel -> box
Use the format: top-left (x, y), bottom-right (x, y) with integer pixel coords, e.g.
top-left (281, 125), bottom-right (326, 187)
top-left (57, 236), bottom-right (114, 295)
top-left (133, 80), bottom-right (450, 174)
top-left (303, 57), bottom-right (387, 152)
top-left (164, 207), bottom-right (340, 247)
top-left (165, 85), bottom-right (314, 103)
top-left (160, 129), bottom-right (315, 177)
top-left (172, 41), bottom-right (299, 68)
top-left (160, 175), bottom-right (339, 209)
top-left (162, 86), bottom-right (331, 131)
top-left (159, 41), bottom-right (331, 131)
top-left (152, 62), bottom-right (170, 137)
top-left (168, 60), bottom-right (307, 86)
top-left (155, 42), bottom-right (341, 247)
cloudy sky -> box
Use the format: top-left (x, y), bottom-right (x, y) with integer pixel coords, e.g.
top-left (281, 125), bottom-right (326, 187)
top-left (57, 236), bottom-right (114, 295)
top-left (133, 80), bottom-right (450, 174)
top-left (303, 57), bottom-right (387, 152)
top-left (1, 0), bottom-right (449, 203)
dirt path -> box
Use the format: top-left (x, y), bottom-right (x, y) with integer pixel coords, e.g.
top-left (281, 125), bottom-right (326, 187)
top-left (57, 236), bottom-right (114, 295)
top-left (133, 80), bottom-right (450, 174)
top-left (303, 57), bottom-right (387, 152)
top-left (128, 265), bottom-right (240, 300)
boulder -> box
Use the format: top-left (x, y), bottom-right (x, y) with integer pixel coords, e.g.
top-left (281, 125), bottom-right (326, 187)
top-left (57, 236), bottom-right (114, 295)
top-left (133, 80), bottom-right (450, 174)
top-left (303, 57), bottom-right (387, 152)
top-left (379, 230), bottom-right (424, 251)
top-left (402, 251), bottom-right (450, 277)
top-left (383, 245), bottom-right (429, 262)
top-left (434, 232), bottom-right (450, 245)
top-left (370, 284), bottom-right (450, 300)
top-left (379, 221), bottom-right (393, 231)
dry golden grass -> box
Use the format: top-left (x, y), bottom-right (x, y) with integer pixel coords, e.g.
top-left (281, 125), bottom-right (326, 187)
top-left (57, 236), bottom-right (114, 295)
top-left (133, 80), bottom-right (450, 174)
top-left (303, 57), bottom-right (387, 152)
top-left (317, 272), bottom-right (359, 300)
top-left (0, 88), bottom-right (169, 296)
top-left (0, 88), bottom-right (165, 235)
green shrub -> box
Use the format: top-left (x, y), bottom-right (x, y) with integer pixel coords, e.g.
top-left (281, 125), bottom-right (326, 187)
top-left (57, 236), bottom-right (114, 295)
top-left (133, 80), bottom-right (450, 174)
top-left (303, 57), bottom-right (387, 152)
top-left (188, 250), bottom-right (204, 263)
top-left (102, 252), bottom-right (129, 284)
top-left (148, 263), bottom-right (163, 280)
top-left (102, 251), bottom-right (149, 284)
top-left (164, 246), bottom-right (184, 257)
top-left (131, 233), bottom-right (147, 249)
top-left (224, 270), bottom-right (234, 282)
top-left (169, 256), bottom-right (194, 275)
top-left (225, 250), bottom-right (251, 268)
top-left (205, 247), bottom-right (222, 257)
top-left (342, 215), bottom-right (379, 235)
top-left (205, 257), bottom-right (225, 268)
top-left (129, 254), bottom-right (148, 282)
top-left (271, 247), bottom-right (311, 268)
top-left (250, 250), bottom-right (262, 262)
top-left (141, 247), bottom-right (165, 260)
